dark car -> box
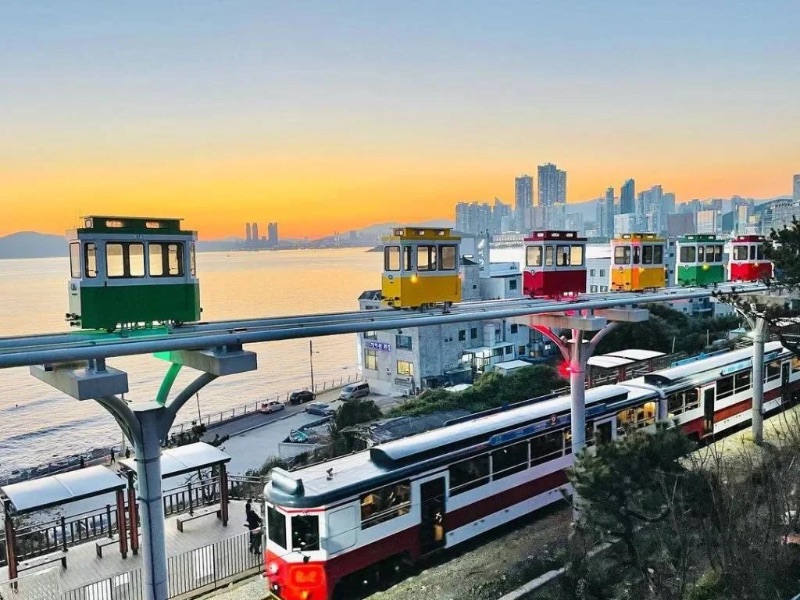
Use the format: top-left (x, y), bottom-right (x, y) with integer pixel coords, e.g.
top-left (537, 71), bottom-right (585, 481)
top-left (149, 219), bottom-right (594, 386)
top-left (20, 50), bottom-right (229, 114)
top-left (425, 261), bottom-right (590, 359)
top-left (305, 402), bottom-right (335, 417)
top-left (289, 390), bottom-right (316, 405)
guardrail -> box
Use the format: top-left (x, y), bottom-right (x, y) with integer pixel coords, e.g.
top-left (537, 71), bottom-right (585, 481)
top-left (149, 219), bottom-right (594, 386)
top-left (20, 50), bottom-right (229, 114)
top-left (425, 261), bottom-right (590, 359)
top-left (61, 531), bottom-right (261, 600)
top-left (170, 370), bottom-right (361, 434)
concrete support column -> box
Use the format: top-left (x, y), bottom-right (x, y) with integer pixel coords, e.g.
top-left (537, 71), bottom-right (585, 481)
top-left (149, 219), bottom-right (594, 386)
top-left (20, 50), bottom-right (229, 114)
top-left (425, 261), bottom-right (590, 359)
top-left (569, 329), bottom-right (587, 455)
top-left (751, 316), bottom-right (767, 445)
top-left (134, 406), bottom-right (169, 600)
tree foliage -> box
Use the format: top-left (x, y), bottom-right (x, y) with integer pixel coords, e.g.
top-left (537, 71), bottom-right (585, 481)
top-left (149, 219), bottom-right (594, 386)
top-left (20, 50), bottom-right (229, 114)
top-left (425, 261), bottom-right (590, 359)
top-left (327, 398), bottom-right (383, 455)
top-left (595, 304), bottom-right (740, 356)
top-left (388, 364), bottom-right (564, 418)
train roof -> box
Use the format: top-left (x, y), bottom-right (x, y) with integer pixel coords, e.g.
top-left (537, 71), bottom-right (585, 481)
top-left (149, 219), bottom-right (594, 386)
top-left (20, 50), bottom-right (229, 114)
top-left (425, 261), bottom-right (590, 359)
top-left (640, 342), bottom-right (785, 389)
top-left (381, 227), bottom-right (460, 242)
top-left (265, 384), bottom-right (655, 508)
top-left (677, 234), bottom-right (722, 243)
top-left (612, 233), bottom-right (664, 242)
top-left (523, 230), bottom-right (587, 242)
top-left (75, 216), bottom-right (193, 235)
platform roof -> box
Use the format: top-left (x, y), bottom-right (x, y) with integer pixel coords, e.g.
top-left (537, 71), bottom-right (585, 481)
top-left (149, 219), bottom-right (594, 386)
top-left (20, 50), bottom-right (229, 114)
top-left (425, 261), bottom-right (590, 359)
top-left (587, 355), bottom-right (635, 369)
top-left (1, 466), bottom-right (125, 515)
top-left (119, 442), bottom-right (231, 479)
top-left (605, 349), bottom-right (665, 361)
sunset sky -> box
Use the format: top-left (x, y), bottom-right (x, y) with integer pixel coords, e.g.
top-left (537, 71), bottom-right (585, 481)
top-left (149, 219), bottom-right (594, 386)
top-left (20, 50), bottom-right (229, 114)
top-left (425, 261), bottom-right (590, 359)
top-left (2, 1), bottom-right (798, 240)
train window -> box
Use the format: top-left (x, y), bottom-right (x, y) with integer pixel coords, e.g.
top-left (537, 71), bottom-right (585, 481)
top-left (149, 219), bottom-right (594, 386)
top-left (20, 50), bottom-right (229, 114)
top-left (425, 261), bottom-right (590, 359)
top-left (417, 246), bottom-right (437, 271)
top-left (704, 245), bottom-right (716, 263)
top-left (190, 243), bottom-right (197, 276)
top-left (684, 389), bottom-right (699, 410)
top-left (449, 455), bottom-right (490, 495)
top-left (530, 431), bottom-right (563, 465)
top-left (632, 245), bottom-right (641, 265)
top-left (713, 246), bottom-right (723, 263)
top-left (106, 244), bottom-right (125, 278)
top-left (749, 246), bottom-right (756, 260)
top-left (69, 243), bottom-right (81, 278)
top-left (526, 246), bottom-right (543, 267)
top-left (680, 246), bottom-right (696, 263)
top-left (129, 244), bottom-right (145, 278)
top-left (766, 361), bottom-right (781, 382)
top-left (734, 246), bottom-right (748, 261)
top-left (544, 246), bottom-right (554, 267)
top-left (267, 506), bottom-right (287, 549)
top-left (360, 481), bottom-right (411, 528)
top-left (439, 245), bottom-right (457, 270)
top-left (492, 441), bottom-right (528, 479)
top-left (716, 375), bottom-right (733, 399)
top-left (668, 393), bottom-right (685, 415)
top-left (403, 246), bottom-right (413, 271)
top-left (570, 245), bottom-right (584, 266)
top-left (291, 515), bottom-right (320, 552)
top-left (84, 243), bottom-right (97, 278)
top-left (167, 244), bottom-right (183, 276)
top-left (384, 246), bottom-right (400, 271)
top-left (654, 245), bottom-right (663, 264)
top-left (614, 246), bottom-right (630, 265)
top-left (697, 246), bottom-right (705, 263)
top-left (643, 245), bottom-right (654, 265)
top-left (757, 246), bottom-right (765, 260)
top-left (556, 246), bottom-right (570, 266)
top-left (734, 371), bottom-right (751, 393)
top-left (149, 244), bottom-right (164, 276)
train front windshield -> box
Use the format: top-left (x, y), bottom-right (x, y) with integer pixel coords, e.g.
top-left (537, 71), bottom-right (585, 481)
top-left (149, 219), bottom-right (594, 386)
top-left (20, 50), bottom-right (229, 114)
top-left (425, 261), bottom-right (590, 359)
top-left (266, 504), bottom-right (320, 553)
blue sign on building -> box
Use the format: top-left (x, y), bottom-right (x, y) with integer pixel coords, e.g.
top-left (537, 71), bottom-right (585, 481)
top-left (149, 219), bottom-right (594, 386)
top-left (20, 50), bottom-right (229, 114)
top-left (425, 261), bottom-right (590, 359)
top-left (366, 341), bottom-right (392, 352)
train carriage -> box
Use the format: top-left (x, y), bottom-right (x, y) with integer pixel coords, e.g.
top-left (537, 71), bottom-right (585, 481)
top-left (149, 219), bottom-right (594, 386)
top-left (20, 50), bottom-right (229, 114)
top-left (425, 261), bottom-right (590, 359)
top-left (263, 344), bottom-right (800, 600)
top-left (729, 235), bottom-right (773, 283)
top-left (381, 227), bottom-right (461, 309)
top-left (610, 233), bottom-right (667, 292)
top-left (675, 234), bottom-right (726, 286)
top-left (66, 216), bottom-right (200, 331)
top-left (522, 230), bottom-right (587, 298)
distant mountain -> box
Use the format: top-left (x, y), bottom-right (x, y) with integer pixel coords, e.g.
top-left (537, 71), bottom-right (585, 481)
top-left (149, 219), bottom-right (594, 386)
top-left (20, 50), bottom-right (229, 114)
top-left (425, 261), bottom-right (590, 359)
top-left (0, 232), bottom-right (67, 259)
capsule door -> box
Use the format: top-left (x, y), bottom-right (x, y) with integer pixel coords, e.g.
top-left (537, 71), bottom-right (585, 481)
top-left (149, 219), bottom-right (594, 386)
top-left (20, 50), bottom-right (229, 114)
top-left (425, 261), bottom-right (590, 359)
top-left (420, 477), bottom-right (446, 555)
top-left (702, 386), bottom-right (715, 436)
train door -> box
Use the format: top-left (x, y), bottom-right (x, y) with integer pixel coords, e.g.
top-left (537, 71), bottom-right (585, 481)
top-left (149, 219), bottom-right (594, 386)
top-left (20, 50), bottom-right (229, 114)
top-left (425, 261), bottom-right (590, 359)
top-left (782, 361), bottom-right (791, 405)
top-left (420, 477), bottom-right (446, 555)
top-left (702, 386), bottom-right (716, 436)
top-left (593, 418), bottom-right (615, 444)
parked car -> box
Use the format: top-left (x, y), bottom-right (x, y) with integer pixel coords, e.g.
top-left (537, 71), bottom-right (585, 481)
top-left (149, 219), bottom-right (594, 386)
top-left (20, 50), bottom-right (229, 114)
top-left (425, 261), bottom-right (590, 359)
top-left (289, 390), bottom-right (316, 405)
top-left (339, 382), bottom-right (370, 400)
top-left (259, 400), bottom-right (285, 414)
top-left (305, 402), bottom-right (335, 417)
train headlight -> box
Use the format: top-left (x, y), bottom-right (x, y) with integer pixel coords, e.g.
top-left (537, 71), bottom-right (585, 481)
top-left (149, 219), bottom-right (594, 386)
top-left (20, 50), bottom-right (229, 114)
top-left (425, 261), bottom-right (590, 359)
top-left (267, 561), bottom-right (280, 575)
top-left (702, 264), bottom-right (710, 271)
top-left (410, 274), bottom-right (418, 283)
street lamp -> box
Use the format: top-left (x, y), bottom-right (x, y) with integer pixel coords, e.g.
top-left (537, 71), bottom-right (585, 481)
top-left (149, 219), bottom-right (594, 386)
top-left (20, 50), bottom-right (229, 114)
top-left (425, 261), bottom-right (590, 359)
top-left (309, 340), bottom-right (319, 392)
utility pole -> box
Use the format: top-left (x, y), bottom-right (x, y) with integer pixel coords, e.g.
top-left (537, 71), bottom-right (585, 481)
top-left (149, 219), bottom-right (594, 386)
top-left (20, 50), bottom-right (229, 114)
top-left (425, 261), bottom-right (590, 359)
top-left (309, 340), bottom-right (315, 392)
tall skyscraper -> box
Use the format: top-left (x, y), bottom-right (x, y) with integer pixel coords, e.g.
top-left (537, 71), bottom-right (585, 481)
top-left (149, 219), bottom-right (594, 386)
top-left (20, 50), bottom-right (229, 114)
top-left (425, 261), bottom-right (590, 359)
top-left (794, 174), bottom-right (800, 203)
top-left (492, 198), bottom-right (512, 234)
top-left (538, 163), bottom-right (566, 208)
top-left (455, 202), bottom-right (492, 236)
top-left (596, 187), bottom-right (615, 238)
top-left (251, 222), bottom-right (260, 244)
top-left (267, 222), bottom-right (279, 247)
top-left (245, 223), bottom-right (252, 243)
top-left (515, 175), bottom-right (533, 232)
top-left (620, 179), bottom-right (636, 214)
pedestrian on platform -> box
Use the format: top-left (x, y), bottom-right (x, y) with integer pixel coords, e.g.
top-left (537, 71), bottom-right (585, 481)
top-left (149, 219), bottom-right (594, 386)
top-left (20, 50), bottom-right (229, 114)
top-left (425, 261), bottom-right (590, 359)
top-left (110, 448), bottom-right (116, 464)
top-left (245, 504), bottom-right (263, 555)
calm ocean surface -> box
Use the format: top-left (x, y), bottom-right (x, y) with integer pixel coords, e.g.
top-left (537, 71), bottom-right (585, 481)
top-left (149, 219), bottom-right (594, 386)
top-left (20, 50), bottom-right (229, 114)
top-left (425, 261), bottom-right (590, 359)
top-left (0, 249), bottom-right (383, 476)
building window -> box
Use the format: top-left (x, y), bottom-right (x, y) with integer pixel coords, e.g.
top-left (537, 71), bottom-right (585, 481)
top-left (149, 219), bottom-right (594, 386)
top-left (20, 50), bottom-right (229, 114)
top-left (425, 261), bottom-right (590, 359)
top-left (458, 330), bottom-right (466, 342)
top-left (470, 327), bottom-right (478, 339)
top-left (599, 269), bottom-right (606, 277)
top-left (518, 345), bottom-right (526, 355)
top-left (509, 279), bottom-right (517, 291)
top-left (364, 349), bottom-right (378, 370)
top-left (396, 335), bottom-right (412, 350)
top-left (360, 482), bottom-right (411, 529)
top-left (510, 324), bottom-right (518, 334)
top-left (505, 346), bottom-right (512, 355)
top-left (590, 285), bottom-right (597, 293)
top-left (397, 360), bottom-right (414, 376)
top-left (589, 269), bottom-right (595, 277)
top-left (364, 331), bottom-right (377, 340)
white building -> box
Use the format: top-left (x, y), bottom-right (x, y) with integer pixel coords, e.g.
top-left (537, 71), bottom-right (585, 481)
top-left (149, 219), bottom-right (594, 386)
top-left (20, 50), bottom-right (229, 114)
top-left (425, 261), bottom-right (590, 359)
top-left (356, 259), bottom-right (535, 396)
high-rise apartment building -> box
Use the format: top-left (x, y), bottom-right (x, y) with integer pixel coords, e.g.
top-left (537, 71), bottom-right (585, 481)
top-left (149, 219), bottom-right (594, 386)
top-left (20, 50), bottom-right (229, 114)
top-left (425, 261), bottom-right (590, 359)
top-left (596, 187), bottom-right (615, 238)
top-left (251, 222), bottom-right (260, 243)
top-left (794, 174), bottom-right (800, 203)
top-left (620, 179), bottom-right (636, 214)
top-left (267, 222), bottom-right (279, 247)
top-left (492, 199), bottom-right (512, 234)
top-left (245, 223), bottom-right (252, 243)
top-left (455, 202), bottom-right (492, 236)
top-left (514, 175), bottom-right (533, 232)
top-left (538, 163), bottom-right (566, 208)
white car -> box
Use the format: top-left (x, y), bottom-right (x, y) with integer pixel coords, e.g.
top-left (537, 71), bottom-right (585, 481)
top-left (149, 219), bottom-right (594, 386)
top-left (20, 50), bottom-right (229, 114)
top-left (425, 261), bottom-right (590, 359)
top-left (259, 400), bottom-right (286, 414)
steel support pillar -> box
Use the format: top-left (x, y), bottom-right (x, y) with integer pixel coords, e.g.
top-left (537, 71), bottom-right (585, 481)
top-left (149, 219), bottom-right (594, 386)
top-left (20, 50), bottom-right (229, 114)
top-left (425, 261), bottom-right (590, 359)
top-left (751, 316), bottom-right (767, 445)
top-left (569, 329), bottom-right (587, 454)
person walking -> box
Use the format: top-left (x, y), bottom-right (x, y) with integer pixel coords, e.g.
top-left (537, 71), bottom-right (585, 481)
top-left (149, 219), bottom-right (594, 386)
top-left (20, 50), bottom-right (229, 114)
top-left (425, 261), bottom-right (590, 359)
top-left (245, 504), bottom-right (263, 555)
top-left (109, 447), bottom-right (116, 464)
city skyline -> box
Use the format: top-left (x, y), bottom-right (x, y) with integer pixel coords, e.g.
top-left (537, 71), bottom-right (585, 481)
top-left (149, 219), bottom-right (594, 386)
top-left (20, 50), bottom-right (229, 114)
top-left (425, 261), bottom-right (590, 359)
top-left (2, 1), bottom-right (798, 239)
